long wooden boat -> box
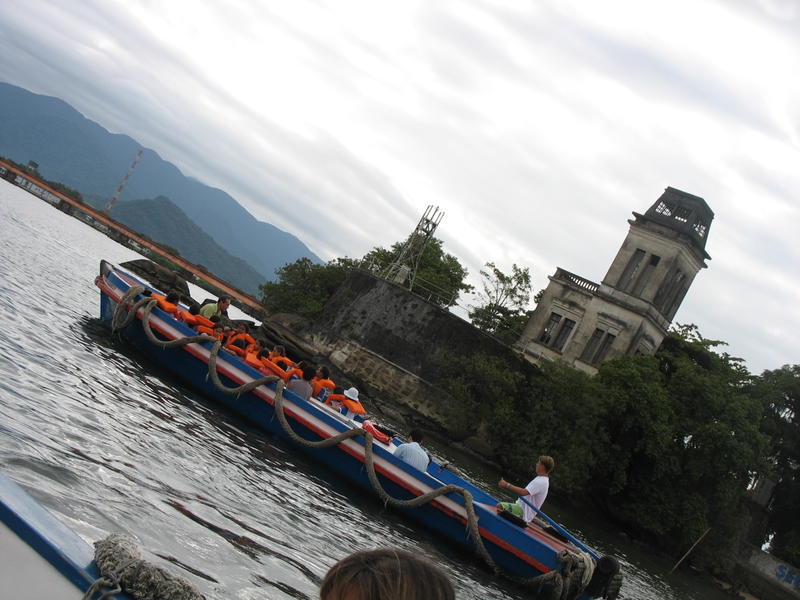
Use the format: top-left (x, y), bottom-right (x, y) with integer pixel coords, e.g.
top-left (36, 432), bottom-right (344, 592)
top-left (95, 260), bottom-right (623, 599)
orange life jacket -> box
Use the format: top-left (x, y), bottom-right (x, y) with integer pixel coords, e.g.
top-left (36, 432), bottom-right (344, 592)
top-left (225, 344), bottom-right (246, 357)
top-left (312, 378), bottom-right (336, 397)
top-left (269, 353), bottom-right (296, 368)
top-left (177, 311), bottom-right (199, 326)
top-left (244, 351), bottom-right (264, 370)
top-left (326, 393), bottom-right (346, 407)
top-left (362, 420), bottom-right (391, 443)
top-left (196, 325), bottom-right (223, 340)
top-left (193, 314), bottom-right (215, 329)
top-left (226, 332), bottom-right (255, 348)
top-left (259, 357), bottom-right (292, 382)
top-left (156, 298), bottom-right (179, 314)
top-left (342, 397), bottom-right (366, 415)
top-left (149, 293), bottom-right (178, 314)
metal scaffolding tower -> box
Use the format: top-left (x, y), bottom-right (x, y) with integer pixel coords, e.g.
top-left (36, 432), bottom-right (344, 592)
top-left (104, 149), bottom-right (143, 214)
top-left (383, 205), bottom-right (444, 290)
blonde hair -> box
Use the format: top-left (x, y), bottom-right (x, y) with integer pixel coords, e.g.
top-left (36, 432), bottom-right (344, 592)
top-left (539, 455), bottom-right (555, 473)
top-left (320, 548), bottom-right (454, 600)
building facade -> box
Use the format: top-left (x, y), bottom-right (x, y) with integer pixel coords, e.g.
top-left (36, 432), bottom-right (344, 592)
top-left (516, 187), bottom-right (713, 374)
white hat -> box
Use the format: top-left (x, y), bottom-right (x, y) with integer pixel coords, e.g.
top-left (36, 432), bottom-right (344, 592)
top-left (344, 387), bottom-right (359, 401)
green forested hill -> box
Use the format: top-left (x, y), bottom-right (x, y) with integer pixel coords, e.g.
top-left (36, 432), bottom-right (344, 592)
top-left (110, 196), bottom-right (265, 294)
top-left (0, 81), bottom-right (322, 288)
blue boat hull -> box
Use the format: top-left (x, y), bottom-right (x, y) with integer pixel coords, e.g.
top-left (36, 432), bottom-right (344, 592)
top-left (96, 261), bottom-right (595, 591)
top-left (0, 473), bottom-right (132, 599)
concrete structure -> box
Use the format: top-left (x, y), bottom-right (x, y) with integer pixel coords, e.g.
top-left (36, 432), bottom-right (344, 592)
top-left (305, 268), bottom-right (530, 440)
top-left (517, 187), bottom-right (713, 374)
top-left (738, 546), bottom-right (800, 600)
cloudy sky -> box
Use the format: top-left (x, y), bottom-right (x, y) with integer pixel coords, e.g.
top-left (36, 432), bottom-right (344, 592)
top-left (1, 0), bottom-right (798, 374)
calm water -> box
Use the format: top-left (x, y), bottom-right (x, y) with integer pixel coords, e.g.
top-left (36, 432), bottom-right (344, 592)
top-left (0, 181), bottom-right (730, 599)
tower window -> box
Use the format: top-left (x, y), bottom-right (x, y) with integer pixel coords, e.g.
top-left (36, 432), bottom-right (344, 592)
top-left (654, 268), bottom-right (686, 313)
top-left (617, 249), bottom-right (645, 291)
top-left (673, 206), bottom-right (692, 223)
top-left (539, 312), bottom-right (562, 344)
top-left (631, 254), bottom-right (661, 296)
top-left (693, 222), bottom-right (707, 237)
top-left (655, 201), bottom-right (675, 216)
top-left (579, 329), bottom-right (616, 364)
top-left (593, 333), bottom-right (617, 363)
top-left (552, 318), bottom-right (576, 352)
top-left (580, 328), bottom-right (605, 362)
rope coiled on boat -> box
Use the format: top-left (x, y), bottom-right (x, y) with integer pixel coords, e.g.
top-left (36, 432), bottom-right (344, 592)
top-left (83, 533), bottom-right (204, 600)
top-left (111, 284), bottom-right (610, 599)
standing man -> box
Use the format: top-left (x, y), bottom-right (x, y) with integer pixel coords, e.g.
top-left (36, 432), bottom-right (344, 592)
top-left (393, 429), bottom-right (430, 471)
top-left (497, 455), bottom-right (555, 523)
top-left (199, 295), bottom-right (231, 319)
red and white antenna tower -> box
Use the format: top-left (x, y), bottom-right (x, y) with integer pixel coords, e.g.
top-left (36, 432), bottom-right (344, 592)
top-left (104, 149), bottom-right (143, 213)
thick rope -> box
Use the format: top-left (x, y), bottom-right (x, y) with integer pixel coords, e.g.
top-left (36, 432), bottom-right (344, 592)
top-left (604, 571), bottom-right (623, 600)
top-left (110, 286), bottom-right (597, 597)
top-left (84, 533), bottom-right (204, 600)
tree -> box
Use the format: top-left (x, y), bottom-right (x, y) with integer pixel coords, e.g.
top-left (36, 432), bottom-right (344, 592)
top-left (590, 325), bottom-right (769, 565)
top-left (469, 262), bottom-right (532, 343)
top-left (760, 365), bottom-right (800, 564)
top-left (259, 257), bottom-right (357, 317)
top-left (362, 237), bottom-right (473, 308)
top-left (259, 236), bottom-right (472, 317)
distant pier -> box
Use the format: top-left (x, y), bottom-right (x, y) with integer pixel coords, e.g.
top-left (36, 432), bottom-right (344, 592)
top-left (0, 159), bottom-right (264, 313)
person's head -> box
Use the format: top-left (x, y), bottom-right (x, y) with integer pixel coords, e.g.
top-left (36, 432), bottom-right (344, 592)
top-left (320, 548), bottom-right (454, 600)
top-left (408, 429), bottom-right (424, 443)
top-left (344, 387), bottom-right (359, 402)
top-left (317, 366), bottom-right (330, 379)
top-left (333, 386), bottom-right (344, 395)
top-left (165, 292), bottom-right (180, 304)
top-left (272, 344), bottom-right (286, 356)
top-left (536, 455), bottom-right (555, 475)
top-left (218, 296), bottom-right (232, 310)
top-left (301, 365), bottom-right (316, 381)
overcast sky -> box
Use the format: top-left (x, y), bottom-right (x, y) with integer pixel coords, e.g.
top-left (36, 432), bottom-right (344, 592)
top-left (1, 0), bottom-right (798, 374)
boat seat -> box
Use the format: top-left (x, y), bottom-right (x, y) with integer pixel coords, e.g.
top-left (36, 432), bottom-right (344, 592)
top-left (498, 510), bottom-right (571, 543)
top-left (498, 508), bottom-right (528, 528)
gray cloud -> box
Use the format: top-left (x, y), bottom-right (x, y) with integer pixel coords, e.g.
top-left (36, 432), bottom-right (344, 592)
top-left (0, 0), bottom-right (797, 374)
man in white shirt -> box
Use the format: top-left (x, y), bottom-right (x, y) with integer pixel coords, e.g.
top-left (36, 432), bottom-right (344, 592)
top-left (393, 429), bottom-right (429, 472)
top-left (496, 455), bottom-right (555, 523)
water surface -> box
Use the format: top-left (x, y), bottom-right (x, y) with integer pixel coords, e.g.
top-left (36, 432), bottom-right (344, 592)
top-left (0, 182), bottom-right (729, 599)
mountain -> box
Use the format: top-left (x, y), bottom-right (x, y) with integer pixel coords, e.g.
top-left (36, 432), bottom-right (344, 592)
top-left (0, 82), bottom-right (322, 287)
top-left (111, 196), bottom-right (267, 294)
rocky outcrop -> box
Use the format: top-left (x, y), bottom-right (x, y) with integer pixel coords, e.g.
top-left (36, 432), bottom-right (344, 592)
top-left (120, 259), bottom-right (190, 297)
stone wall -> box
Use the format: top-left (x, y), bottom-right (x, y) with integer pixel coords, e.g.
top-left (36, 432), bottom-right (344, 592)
top-left (322, 338), bottom-right (459, 432)
top-left (311, 269), bottom-right (513, 381)
top-left (305, 269), bottom-right (520, 441)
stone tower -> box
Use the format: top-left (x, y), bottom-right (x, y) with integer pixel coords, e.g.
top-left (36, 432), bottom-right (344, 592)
top-left (516, 187), bottom-right (713, 374)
